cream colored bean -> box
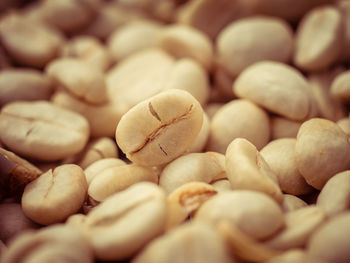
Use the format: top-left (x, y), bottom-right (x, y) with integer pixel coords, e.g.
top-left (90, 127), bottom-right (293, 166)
top-left (0, 69), bottom-right (52, 106)
top-left (208, 99), bottom-right (270, 153)
top-left (61, 36), bottom-right (112, 72)
top-left (0, 14), bottom-right (63, 68)
top-left (159, 152), bottom-right (225, 194)
top-left (63, 137), bottom-right (118, 169)
top-left (1, 225), bottom-right (93, 263)
top-left (317, 170), bottom-right (350, 217)
top-left (195, 190), bottom-right (284, 240)
top-left (84, 158), bottom-right (126, 185)
top-left (294, 6), bottom-right (343, 71)
top-left (108, 20), bottom-right (163, 61)
top-left (261, 138), bottom-right (313, 195)
top-left (337, 118), bottom-right (350, 136)
top-left (116, 89), bottom-right (203, 166)
top-left (0, 147), bottom-right (42, 195)
top-left (88, 164), bottom-right (158, 202)
top-left (308, 68), bottom-right (345, 121)
top-left (40, 0), bottom-right (100, 33)
top-left (234, 61), bottom-right (313, 121)
top-left (330, 70), bottom-right (350, 101)
top-left (295, 118), bottom-right (350, 189)
top-left (0, 101), bottom-right (89, 161)
top-left (282, 194), bottom-right (308, 213)
top-left (166, 182), bottom-right (217, 229)
top-left (264, 206), bottom-right (325, 250)
top-left (46, 58), bottom-right (107, 104)
top-left (188, 113), bottom-right (210, 152)
top-left (0, 203), bottom-right (38, 244)
top-left (52, 91), bottom-right (125, 138)
top-left (158, 24), bottom-right (213, 70)
top-left (225, 138), bottom-right (283, 203)
top-left (307, 212), bottom-right (350, 263)
top-left (271, 117), bottom-right (302, 139)
top-left (162, 58), bottom-right (210, 106)
top-left (83, 182), bottom-right (167, 260)
top-left (217, 16), bottom-right (293, 77)
top-left (22, 164), bottom-right (88, 225)
top-left (133, 222), bottom-right (233, 263)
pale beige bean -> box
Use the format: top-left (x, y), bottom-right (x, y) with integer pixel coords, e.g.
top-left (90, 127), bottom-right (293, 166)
top-left (282, 194), bottom-right (308, 213)
top-left (22, 164), bottom-right (88, 225)
top-left (0, 101), bottom-right (89, 161)
top-left (132, 222), bottom-right (233, 263)
top-left (166, 182), bottom-right (217, 229)
top-left (307, 212), bottom-right (350, 263)
top-left (158, 24), bottom-right (213, 70)
top-left (295, 118), bottom-right (350, 189)
top-left (61, 35), bottom-right (112, 72)
top-left (84, 158), bottom-right (126, 185)
top-left (294, 6), bottom-right (343, 71)
top-left (264, 206), bottom-right (325, 250)
top-left (0, 69), bottom-right (52, 106)
top-left (46, 58), bottom-right (107, 104)
top-left (159, 152), bottom-right (225, 194)
top-left (317, 170), bottom-right (350, 217)
top-left (218, 220), bottom-right (281, 262)
top-left (337, 118), bottom-right (350, 136)
top-left (1, 225), bottom-right (93, 263)
top-left (63, 137), bottom-right (118, 169)
top-left (0, 203), bottom-right (38, 243)
top-left (234, 61), bottom-right (313, 121)
top-left (188, 113), bottom-right (210, 153)
top-left (208, 99), bottom-right (270, 153)
top-left (52, 91), bottom-right (125, 138)
top-left (65, 213), bottom-right (87, 231)
top-left (40, 0), bottom-right (100, 33)
top-left (163, 58), bottom-right (210, 106)
top-left (211, 179), bottom-right (232, 192)
top-left (106, 49), bottom-right (175, 110)
top-left (0, 147), bottom-right (42, 195)
top-left (177, 0), bottom-right (239, 39)
top-left (226, 138), bottom-right (283, 203)
top-left (308, 68), bottom-right (346, 121)
top-left (83, 182), bottom-right (167, 260)
top-left (108, 20), bottom-right (163, 61)
top-left (330, 70), bottom-right (350, 101)
top-left (217, 16), bottom-right (293, 78)
top-left (0, 14), bottom-right (64, 68)
top-left (261, 138), bottom-right (313, 195)
top-left (195, 190), bottom-right (284, 240)
top-left (88, 164), bottom-right (158, 202)
top-left (116, 89), bottom-right (203, 166)
top-left (271, 117), bottom-right (302, 139)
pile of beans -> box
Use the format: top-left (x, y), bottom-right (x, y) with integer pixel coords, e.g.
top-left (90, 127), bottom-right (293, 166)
top-left (1, 0), bottom-right (350, 262)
